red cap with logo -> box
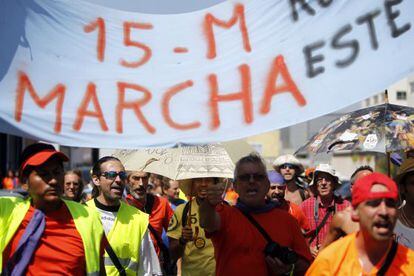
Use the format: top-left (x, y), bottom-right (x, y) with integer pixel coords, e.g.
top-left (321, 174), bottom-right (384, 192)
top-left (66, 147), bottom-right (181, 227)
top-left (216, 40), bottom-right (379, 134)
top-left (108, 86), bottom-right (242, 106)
top-left (351, 172), bottom-right (398, 207)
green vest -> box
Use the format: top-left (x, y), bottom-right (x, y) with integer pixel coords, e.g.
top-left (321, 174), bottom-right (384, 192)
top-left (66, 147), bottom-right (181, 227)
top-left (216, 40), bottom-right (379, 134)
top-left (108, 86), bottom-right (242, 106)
top-left (86, 200), bottom-right (149, 276)
top-left (0, 197), bottom-right (102, 276)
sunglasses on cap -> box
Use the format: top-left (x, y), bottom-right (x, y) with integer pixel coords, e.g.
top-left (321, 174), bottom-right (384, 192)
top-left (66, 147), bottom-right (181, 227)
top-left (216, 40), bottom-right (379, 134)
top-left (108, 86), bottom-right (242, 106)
top-left (280, 163), bottom-right (296, 170)
top-left (237, 173), bottom-right (267, 182)
top-left (101, 171), bottom-right (128, 180)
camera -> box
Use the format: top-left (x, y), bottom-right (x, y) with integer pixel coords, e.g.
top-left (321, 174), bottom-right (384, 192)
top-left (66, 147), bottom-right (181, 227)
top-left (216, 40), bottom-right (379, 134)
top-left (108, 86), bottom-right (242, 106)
top-left (264, 242), bottom-right (298, 265)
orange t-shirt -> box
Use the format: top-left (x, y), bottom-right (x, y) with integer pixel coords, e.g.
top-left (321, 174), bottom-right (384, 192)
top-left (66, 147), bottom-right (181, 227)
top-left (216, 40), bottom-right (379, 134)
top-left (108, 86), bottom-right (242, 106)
top-left (306, 232), bottom-right (414, 275)
top-left (208, 204), bottom-right (312, 276)
top-left (3, 204), bottom-right (86, 275)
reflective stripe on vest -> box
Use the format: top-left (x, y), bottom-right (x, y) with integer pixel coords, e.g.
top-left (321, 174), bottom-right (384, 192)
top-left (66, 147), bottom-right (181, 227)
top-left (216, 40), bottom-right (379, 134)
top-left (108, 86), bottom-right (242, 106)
top-left (0, 197), bottom-right (103, 275)
top-left (87, 200), bottom-right (149, 275)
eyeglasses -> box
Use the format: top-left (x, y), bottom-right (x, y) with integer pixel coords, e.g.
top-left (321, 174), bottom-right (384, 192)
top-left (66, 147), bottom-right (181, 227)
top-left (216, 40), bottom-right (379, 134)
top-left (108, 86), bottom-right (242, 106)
top-left (101, 171), bottom-right (127, 180)
top-left (237, 173), bottom-right (266, 182)
top-left (365, 198), bottom-right (397, 208)
top-left (280, 164), bottom-right (296, 170)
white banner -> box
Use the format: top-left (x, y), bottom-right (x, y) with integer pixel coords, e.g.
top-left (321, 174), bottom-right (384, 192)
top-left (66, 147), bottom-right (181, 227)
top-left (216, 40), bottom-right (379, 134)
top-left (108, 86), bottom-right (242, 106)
top-left (1, 0), bottom-right (414, 148)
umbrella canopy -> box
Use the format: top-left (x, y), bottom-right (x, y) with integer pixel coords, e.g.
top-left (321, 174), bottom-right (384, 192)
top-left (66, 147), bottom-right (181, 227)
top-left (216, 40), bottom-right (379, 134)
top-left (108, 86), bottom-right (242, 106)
top-left (296, 103), bottom-right (414, 155)
top-left (113, 144), bottom-right (235, 180)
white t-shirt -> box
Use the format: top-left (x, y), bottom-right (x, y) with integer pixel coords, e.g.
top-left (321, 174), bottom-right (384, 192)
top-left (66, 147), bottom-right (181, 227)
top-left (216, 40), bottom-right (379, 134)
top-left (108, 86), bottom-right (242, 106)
top-left (394, 219), bottom-right (414, 250)
top-left (94, 200), bottom-right (162, 276)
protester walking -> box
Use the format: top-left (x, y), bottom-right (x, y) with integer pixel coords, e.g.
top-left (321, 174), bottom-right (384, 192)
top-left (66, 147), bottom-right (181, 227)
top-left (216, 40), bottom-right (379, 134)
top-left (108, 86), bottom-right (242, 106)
top-left (300, 164), bottom-right (350, 257)
top-left (200, 153), bottom-right (312, 275)
top-left (168, 177), bottom-right (218, 276)
top-left (88, 156), bottom-right (161, 275)
top-left (307, 173), bottom-right (414, 275)
top-left (266, 171), bottom-right (310, 232)
top-left (125, 170), bottom-right (173, 274)
top-left (63, 169), bottom-right (85, 203)
top-left (273, 154), bottom-right (309, 205)
top-left (1, 143), bottom-right (104, 275)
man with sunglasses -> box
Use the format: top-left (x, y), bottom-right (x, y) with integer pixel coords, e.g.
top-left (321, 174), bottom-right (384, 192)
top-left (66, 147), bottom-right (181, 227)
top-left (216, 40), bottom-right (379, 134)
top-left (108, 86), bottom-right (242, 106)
top-left (273, 154), bottom-right (309, 205)
top-left (1, 143), bottom-right (104, 275)
top-left (88, 156), bottom-right (161, 275)
top-left (307, 172), bottom-right (414, 275)
top-left (300, 164), bottom-right (350, 258)
top-left (200, 153), bottom-right (312, 275)
top-left (266, 171), bottom-right (310, 232)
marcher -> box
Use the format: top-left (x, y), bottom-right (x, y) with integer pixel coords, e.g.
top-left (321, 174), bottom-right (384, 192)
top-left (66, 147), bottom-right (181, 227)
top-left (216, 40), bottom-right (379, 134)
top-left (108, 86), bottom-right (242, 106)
top-left (1, 143), bottom-right (104, 275)
top-left (162, 177), bottom-right (186, 210)
top-left (88, 156), bottom-right (161, 275)
top-left (321, 166), bottom-right (373, 249)
top-left (306, 173), bottom-right (414, 275)
top-left (2, 169), bottom-right (18, 190)
top-left (394, 159), bottom-right (414, 249)
top-left (168, 178), bottom-right (218, 276)
top-left (273, 154), bottom-right (309, 205)
top-left (63, 169), bottom-right (85, 203)
top-left (266, 171), bottom-right (310, 232)
top-left (300, 164), bottom-right (350, 257)
top-left (200, 153), bottom-right (312, 275)
top-left (125, 170), bottom-right (173, 273)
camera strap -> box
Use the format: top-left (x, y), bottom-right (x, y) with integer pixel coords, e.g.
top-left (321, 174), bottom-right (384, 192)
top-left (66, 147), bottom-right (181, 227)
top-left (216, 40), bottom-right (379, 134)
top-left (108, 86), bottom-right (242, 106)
top-left (235, 207), bottom-right (273, 243)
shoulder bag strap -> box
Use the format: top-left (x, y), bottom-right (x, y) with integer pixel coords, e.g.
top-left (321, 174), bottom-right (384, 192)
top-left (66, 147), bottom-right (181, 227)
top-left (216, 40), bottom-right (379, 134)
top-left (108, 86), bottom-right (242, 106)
top-left (308, 206), bottom-right (334, 244)
top-left (235, 207), bottom-right (273, 243)
top-left (377, 240), bottom-right (398, 276)
top-left (103, 233), bottom-right (127, 276)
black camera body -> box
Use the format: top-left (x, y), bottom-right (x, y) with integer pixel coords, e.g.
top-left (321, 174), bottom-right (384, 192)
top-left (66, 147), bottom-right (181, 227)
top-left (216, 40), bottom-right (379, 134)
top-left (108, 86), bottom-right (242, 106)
top-left (264, 241), bottom-right (298, 265)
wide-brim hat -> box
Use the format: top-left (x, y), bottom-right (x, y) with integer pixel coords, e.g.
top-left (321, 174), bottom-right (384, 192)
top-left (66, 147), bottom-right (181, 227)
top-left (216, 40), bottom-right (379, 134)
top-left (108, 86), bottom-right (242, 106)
top-left (395, 159), bottom-right (414, 186)
top-left (272, 154), bottom-right (304, 174)
top-left (309, 163), bottom-right (339, 186)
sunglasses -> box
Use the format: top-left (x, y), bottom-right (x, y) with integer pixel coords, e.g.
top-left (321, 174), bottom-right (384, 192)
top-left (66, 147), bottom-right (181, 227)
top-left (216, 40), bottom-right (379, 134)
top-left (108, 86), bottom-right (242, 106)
top-left (365, 198), bottom-right (397, 208)
top-left (237, 173), bottom-right (266, 182)
top-left (280, 164), bottom-right (296, 170)
top-left (101, 171), bottom-right (128, 180)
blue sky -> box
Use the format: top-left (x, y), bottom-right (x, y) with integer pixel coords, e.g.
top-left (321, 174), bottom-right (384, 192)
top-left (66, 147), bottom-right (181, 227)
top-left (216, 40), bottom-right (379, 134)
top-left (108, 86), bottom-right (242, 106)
top-left (82, 0), bottom-right (226, 14)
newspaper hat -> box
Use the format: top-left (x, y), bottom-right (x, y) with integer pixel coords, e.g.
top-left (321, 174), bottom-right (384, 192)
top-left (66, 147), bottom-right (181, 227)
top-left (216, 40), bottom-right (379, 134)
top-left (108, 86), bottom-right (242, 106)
top-left (272, 154), bottom-right (304, 174)
top-left (309, 163), bottom-right (339, 186)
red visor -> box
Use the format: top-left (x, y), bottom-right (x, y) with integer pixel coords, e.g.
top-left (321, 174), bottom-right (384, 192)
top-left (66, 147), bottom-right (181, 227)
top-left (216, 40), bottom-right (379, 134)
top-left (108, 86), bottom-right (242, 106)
top-left (352, 172), bottom-right (398, 207)
top-left (20, 149), bottom-right (69, 172)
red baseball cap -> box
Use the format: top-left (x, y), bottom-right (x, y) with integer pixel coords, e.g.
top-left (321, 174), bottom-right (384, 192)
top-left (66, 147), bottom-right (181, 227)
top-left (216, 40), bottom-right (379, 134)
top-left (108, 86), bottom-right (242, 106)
top-left (20, 143), bottom-right (69, 173)
top-left (351, 172), bottom-right (398, 207)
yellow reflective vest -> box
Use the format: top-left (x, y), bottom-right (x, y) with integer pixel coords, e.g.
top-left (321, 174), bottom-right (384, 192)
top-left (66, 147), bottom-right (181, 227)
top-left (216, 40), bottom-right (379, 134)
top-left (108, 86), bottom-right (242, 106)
top-left (87, 200), bottom-right (149, 276)
top-left (0, 197), bottom-right (103, 276)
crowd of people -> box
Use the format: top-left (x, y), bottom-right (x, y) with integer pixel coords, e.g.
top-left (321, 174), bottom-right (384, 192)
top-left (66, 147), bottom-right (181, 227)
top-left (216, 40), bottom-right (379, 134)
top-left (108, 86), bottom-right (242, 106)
top-left (1, 143), bottom-right (414, 275)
